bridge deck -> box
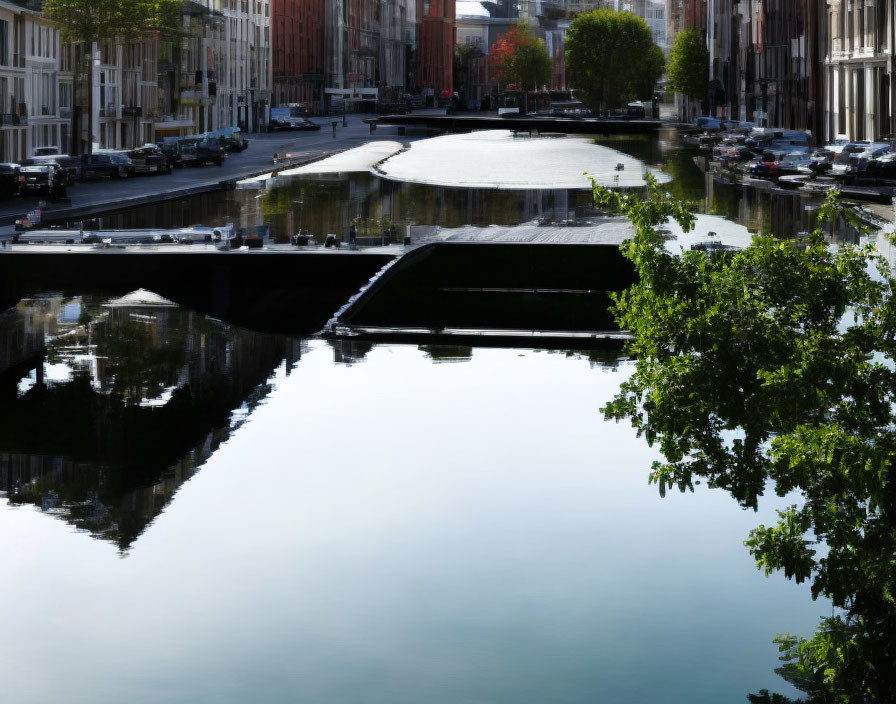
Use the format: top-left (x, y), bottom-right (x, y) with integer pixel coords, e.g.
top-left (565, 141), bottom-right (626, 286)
top-left (367, 114), bottom-right (669, 135)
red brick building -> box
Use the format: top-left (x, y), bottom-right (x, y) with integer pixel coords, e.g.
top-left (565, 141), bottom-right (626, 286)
top-left (272, 0), bottom-right (326, 109)
top-left (683, 0), bottom-right (707, 31)
top-left (416, 0), bottom-right (456, 98)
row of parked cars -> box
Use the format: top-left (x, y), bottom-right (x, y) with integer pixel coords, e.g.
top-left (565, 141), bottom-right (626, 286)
top-left (690, 118), bottom-right (896, 192)
top-left (0, 127), bottom-right (249, 200)
top-left (711, 132), bottom-right (896, 186)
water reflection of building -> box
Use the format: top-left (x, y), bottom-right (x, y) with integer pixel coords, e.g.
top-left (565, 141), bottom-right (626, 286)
top-left (0, 294), bottom-right (301, 551)
top-left (703, 172), bottom-right (822, 239)
top-left (70, 188), bottom-right (256, 234)
top-left (329, 338), bottom-right (375, 364)
top-left (0, 297), bottom-right (84, 379)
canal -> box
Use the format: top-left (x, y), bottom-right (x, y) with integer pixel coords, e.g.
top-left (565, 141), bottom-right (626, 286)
top-left (0, 132), bottom-right (835, 703)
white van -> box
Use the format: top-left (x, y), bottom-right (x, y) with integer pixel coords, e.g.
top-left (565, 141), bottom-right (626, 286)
top-left (498, 97), bottom-right (520, 117)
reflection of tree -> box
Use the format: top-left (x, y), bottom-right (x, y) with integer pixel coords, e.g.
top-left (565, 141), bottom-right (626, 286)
top-left (0, 297), bottom-right (291, 550)
top-left (261, 172), bottom-right (595, 237)
top-left (591, 179), bottom-right (895, 701)
top-left (263, 176), bottom-right (354, 243)
top-left (660, 149), bottom-right (707, 204)
top-left (420, 345), bottom-right (473, 363)
top-left (746, 635), bottom-right (836, 703)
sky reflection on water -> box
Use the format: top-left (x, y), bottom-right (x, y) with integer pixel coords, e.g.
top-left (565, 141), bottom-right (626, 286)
top-left (0, 305), bottom-right (828, 703)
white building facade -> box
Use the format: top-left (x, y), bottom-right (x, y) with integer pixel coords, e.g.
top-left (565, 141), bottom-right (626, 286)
top-left (825, 0), bottom-right (894, 141)
top-left (197, 0), bottom-right (272, 132)
top-left (0, 0), bottom-right (69, 161)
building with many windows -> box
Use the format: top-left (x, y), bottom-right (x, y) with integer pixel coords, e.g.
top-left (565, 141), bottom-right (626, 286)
top-left (156, 2), bottom-right (226, 138)
top-left (322, 0), bottom-right (419, 111)
top-left (0, 0), bottom-right (68, 161)
top-left (824, 0), bottom-right (893, 141)
top-left (272, 0), bottom-right (326, 110)
top-left (698, 0), bottom-right (823, 136)
top-left (417, 0), bottom-right (455, 99)
top-left (193, 0), bottom-right (272, 132)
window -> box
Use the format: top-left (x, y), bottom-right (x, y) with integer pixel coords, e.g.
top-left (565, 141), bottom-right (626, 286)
top-left (60, 82), bottom-right (72, 108)
top-left (866, 5), bottom-right (876, 49)
top-left (0, 20), bottom-right (8, 66)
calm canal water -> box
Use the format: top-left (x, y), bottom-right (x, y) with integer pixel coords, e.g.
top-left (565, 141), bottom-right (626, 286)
top-left (1, 134), bottom-right (834, 702)
top-left (75, 133), bottom-right (827, 243)
top-left (0, 294), bottom-right (827, 703)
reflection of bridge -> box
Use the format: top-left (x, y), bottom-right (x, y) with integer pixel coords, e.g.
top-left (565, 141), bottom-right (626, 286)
top-left (366, 114), bottom-right (672, 135)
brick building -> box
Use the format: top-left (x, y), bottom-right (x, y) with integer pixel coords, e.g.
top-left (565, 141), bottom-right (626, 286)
top-left (272, 0), bottom-right (326, 109)
top-left (417, 0), bottom-right (455, 99)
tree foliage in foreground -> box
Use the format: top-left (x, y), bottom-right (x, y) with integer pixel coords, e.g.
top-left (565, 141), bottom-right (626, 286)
top-left (666, 27), bottom-right (709, 101)
top-left (43, 0), bottom-right (182, 43)
top-left (566, 9), bottom-right (664, 112)
top-left (489, 23), bottom-right (552, 92)
top-left (592, 177), bottom-right (896, 701)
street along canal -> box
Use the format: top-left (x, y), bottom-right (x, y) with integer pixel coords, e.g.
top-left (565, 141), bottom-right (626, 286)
top-left (0, 133), bottom-right (836, 702)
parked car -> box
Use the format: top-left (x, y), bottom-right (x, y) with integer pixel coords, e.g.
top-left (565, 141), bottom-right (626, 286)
top-left (293, 118), bottom-right (320, 131)
top-left (126, 144), bottom-right (171, 174)
top-left (808, 145), bottom-right (844, 175)
top-left (33, 146), bottom-right (61, 157)
top-left (747, 150), bottom-right (812, 181)
top-left (826, 142), bottom-right (892, 178)
top-left (211, 127), bottom-right (249, 151)
top-left (695, 116), bottom-right (723, 131)
top-left (270, 106), bottom-right (315, 130)
top-left (180, 136), bottom-right (225, 166)
top-left (26, 154), bottom-right (79, 184)
top-left (17, 163), bottom-right (68, 199)
top-left (843, 151), bottom-right (896, 184)
top-left (81, 151), bottom-right (134, 179)
top-left (0, 163), bottom-right (21, 197)
top-left (157, 139), bottom-right (185, 168)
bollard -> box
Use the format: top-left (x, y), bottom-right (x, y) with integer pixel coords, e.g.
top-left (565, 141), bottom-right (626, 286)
top-left (369, 121), bottom-right (376, 135)
top-left (332, 121), bottom-right (337, 138)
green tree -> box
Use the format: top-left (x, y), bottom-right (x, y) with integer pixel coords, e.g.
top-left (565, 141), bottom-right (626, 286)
top-left (566, 9), bottom-right (664, 112)
top-left (43, 0), bottom-right (181, 153)
top-left (590, 177), bottom-right (896, 701)
top-left (454, 44), bottom-right (485, 98)
top-left (666, 28), bottom-right (709, 111)
top-left (489, 23), bottom-right (552, 92)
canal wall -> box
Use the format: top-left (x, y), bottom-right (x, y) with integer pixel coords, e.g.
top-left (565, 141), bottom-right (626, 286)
top-left (0, 249), bottom-right (396, 336)
top-left (334, 241), bottom-right (636, 336)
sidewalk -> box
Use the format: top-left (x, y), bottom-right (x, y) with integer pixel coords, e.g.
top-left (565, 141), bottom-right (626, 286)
top-left (0, 112), bottom-right (415, 235)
